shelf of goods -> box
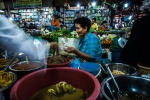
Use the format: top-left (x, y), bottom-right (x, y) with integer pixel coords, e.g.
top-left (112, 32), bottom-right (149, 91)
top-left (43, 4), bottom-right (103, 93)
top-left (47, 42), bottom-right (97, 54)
top-left (64, 8), bottom-right (109, 28)
top-left (19, 7), bottom-right (52, 23)
top-left (64, 10), bottom-right (75, 29)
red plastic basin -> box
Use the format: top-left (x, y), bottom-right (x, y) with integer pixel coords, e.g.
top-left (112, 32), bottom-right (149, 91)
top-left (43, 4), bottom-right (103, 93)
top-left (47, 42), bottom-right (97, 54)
top-left (10, 67), bottom-right (100, 100)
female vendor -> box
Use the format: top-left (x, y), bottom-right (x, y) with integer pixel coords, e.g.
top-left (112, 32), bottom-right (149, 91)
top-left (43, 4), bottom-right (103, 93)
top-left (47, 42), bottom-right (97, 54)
top-left (65, 17), bottom-right (102, 67)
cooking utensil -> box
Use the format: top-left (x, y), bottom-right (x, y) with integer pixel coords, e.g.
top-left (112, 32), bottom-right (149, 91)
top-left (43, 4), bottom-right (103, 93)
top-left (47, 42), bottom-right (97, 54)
top-left (106, 83), bottom-right (117, 100)
top-left (4, 50), bottom-right (7, 59)
top-left (106, 65), bottom-right (128, 99)
top-left (118, 37), bottom-right (127, 48)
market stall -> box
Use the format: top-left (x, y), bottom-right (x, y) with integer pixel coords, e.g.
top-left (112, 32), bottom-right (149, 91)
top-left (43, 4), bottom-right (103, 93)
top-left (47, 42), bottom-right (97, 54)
top-left (0, 0), bottom-right (150, 100)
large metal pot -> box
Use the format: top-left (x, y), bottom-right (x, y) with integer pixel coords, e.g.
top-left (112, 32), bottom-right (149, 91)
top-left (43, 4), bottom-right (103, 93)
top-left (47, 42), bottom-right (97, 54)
top-left (100, 76), bottom-right (150, 100)
top-left (102, 63), bottom-right (138, 76)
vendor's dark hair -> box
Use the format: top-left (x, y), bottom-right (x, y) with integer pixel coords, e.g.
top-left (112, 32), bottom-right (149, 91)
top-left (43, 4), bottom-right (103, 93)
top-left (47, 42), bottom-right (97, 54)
top-left (92, 18), bottom-right (96, 22)
top-left (74, 17), bottom-right (91, 32)
top-left (101, 20), bottom-right (107, 25)
top-left (53, 14), bottom-right (59, 19)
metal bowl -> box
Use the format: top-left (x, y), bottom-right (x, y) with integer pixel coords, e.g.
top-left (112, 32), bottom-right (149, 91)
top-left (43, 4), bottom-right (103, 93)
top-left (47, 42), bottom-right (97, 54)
top-left (102, 63), bottom-right (138, 76)
top-left (0, 71), bottom-right (17, 91)
top-left (9, 61), bottom-right (44, 78)
top-left (100, 76), bottom-right (150, 100)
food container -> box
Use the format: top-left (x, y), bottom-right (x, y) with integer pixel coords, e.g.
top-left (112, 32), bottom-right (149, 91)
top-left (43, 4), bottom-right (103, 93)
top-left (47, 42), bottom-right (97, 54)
top-left (45, 56), bottom-right (71, 68)
top-left (9, 61), bottom-right (44, 78)
top-left (100, 76), bottom-right (150, 100)
top-left (0, 71), bottom-right (17, 100)
top-left (79, 62), bottom-right (101, 77)
top-left (0, 71), bottom-right (17, 91)
top-left (137, 62), bottom-right (150, 76)
top-left (10, 67), bottom-right (100, 100)
top-left (102, 63), bottom-right (137, 77)
top-left (0, 55), bottom-right (18, 70)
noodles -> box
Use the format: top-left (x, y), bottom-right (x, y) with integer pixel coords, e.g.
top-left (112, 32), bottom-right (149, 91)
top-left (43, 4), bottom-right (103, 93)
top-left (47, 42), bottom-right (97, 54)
top-left (0, 70), bottom-right (14, 89)
top-left (112, 70), bottom-right (125, 75)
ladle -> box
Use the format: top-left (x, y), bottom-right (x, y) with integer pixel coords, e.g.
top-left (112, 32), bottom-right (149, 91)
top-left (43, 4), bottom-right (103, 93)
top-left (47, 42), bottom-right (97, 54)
top-left (106, 82), bottom-right (117, 100)
top-left (105, 65), bottom-right (128, 99)
top-left (3, 52), bottom-right (18, 71)
top-left (4, 50), bottom-right (7, 59)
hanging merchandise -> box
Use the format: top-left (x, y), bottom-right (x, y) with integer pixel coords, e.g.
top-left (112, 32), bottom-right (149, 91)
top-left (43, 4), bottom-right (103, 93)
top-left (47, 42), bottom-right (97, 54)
top-left (118, 37), bottom-right (127, 48)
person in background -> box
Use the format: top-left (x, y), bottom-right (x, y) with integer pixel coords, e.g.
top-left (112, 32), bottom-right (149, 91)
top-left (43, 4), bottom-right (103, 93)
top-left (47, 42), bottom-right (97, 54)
top-left (44, 21), bottom-right (50, 29)
top-left (120, 14), bottom-right (150, 68)
top-left (99, 20), bottom-right (108, 31)
top-left (48, 15), bottom-right (60, 31)
top-left (65, 17), bottom-right (102, 67)
top-left (21, 22), bottom-right (28, 32)
top-left (70, 23), bottom-right (76, 32)
top-left (70, 14), bottom-right (80, 32)
top-left (22, 22), bottom-right (28, 29)
top-left (91, 18), bottom-right (98, 31)
top-left (29, 23), bottom-right (36, 29)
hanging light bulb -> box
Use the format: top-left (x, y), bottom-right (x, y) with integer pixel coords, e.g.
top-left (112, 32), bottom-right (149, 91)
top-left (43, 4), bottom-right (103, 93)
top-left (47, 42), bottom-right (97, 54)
top-left (124, 3), bottom-right (128, 8)
top-left (92, 2), bottom-right (96, 7)
top-left (77, 3), bottom-right (80, 8)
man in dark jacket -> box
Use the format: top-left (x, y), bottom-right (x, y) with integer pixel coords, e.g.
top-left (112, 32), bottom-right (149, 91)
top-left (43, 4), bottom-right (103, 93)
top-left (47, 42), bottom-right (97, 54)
top-left (120, 15), bottom-right (150, 67)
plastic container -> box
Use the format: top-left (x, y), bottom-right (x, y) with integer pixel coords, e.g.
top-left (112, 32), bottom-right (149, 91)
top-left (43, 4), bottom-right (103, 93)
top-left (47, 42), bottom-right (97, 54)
top-left (10, 67), bottom-right (100, 100)
top-left (79, 62), bottom-right (101, 77)
top-left (110, 48), bottom-right (122, 63)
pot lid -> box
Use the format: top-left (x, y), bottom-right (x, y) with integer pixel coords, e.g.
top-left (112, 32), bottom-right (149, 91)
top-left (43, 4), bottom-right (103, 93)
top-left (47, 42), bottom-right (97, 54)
top-left (118, 37), bottom-right (127, 48)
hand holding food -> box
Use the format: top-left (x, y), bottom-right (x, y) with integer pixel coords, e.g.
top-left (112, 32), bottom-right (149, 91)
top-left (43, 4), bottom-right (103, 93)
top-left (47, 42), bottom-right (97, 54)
top-left (65, 47), bottom-right (76, 53)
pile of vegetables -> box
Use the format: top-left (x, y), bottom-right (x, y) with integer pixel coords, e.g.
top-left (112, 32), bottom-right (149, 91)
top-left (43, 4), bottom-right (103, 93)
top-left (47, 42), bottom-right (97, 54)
top-left (100, 35), bottom-right (112, 45)
top-left (41, 29), bottom-right (78, 42)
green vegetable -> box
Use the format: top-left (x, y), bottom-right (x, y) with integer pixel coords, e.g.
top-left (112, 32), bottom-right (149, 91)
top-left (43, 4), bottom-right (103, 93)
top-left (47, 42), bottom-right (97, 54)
top-left (89, 28), bottom-right (94, 33)
top-left (63, 29), bottom-right (71, 36)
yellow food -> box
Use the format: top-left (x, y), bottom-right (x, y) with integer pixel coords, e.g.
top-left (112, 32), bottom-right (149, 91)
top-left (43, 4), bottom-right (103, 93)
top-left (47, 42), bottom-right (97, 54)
top-left (112, 70), bottom-right (125, 75)
top-left (29, 81), bottom-right (90, 100)
top-left (0, 70), bottom-right (14, 89)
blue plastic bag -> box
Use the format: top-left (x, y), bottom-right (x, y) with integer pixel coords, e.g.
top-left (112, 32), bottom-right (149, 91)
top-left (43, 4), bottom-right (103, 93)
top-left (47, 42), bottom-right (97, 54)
top-left (69, 58), bottom-right (82, 69)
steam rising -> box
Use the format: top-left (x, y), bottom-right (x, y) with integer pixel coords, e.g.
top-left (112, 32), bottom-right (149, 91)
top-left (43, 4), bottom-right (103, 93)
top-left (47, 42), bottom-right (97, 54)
top-left (0, 15), bottom-right (49, 60)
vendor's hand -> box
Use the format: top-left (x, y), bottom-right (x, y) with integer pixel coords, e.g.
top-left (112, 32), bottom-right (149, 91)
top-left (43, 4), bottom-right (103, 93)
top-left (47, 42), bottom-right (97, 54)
top-left (65, 47), bottom-right (76, 53)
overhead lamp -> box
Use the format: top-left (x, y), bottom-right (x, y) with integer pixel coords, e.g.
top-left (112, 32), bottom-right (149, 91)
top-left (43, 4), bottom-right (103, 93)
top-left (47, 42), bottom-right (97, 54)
top-left (124, 3), bottom-right (128, 8)
top-left (92, 2), bottom-right (96, 7)
top-left (128, 16), bottom-right (132, 20)
top-left (77, 3), bottom-right (80, 8)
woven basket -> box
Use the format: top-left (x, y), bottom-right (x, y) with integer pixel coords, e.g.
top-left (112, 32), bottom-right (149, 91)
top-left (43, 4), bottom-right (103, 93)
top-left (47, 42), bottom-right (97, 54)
top-left (137, 62), bottom-right (150, 76)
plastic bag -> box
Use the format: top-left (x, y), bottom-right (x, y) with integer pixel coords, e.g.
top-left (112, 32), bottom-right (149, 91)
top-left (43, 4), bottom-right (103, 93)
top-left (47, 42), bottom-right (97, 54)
top-left (69, 58), bottom-right (82, 68)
